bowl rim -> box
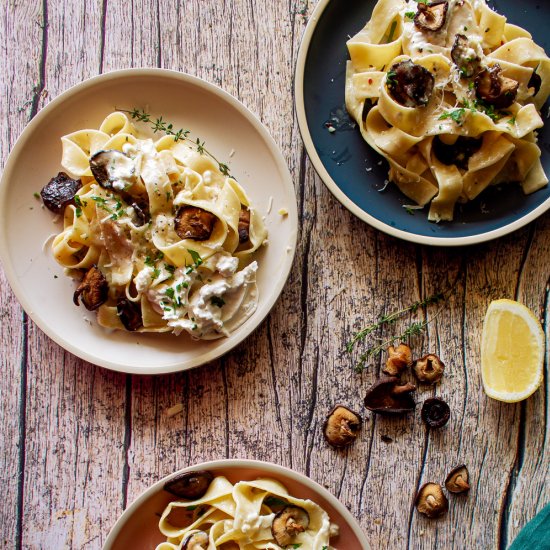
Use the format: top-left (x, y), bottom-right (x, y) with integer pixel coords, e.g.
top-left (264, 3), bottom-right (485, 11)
top-left (102, 458), bottom-right (371, 549)
top-left (294, 0), bottom-right (550, 247)
top-left (0, 68), bottom-right (298, 374)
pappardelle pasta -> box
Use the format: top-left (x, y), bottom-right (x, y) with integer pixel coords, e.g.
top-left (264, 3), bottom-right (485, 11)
top-left (42, 112), bottom-right (267, 339)
top-left (345, 0), bottom-right (550, 221)
top-left (157, 474), bottom-right (339, 550)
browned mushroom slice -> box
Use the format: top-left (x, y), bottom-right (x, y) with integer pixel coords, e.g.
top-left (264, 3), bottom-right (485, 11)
top-left (182, 531), bottom-right (209, 550)
top-left (413, 354), bottom-right (445, 384)
top-left (383, 343), bottom-right (413, 376)
top-left (130, 201), bottom-right (150, 227)
top-left (432, 135), bottom-right (482, 170)
top-left (238, 206), bottom-right (251, 243)
top-left (271, 506), bottom-right (310, 547)
top-left (387, 60), bottom-right (435, 108)
top-left (89, 149), bottom-right (135, 190)
top-left (451, 34), bottom-right (481, 78)
top-left (475, 64), bottom-right (519, 109)
top-left (40, 172), bottom-right (82, 214)
top-left (323, 405), bottom-right (362, 448)
top-left (445, 465), bottom-right (470, 494)
top-left (116, 298), bottom-right (143, 332)
top-left (364, 377), bottom-right (416, 414)
top-left (164, 470), bottom-right (214, 500)
top-left (415, 483), bottom-right (448, 518)
top-left (421, 397), bottom-right (450, 428)
top-left (73, 266), bottom-right (108, 310)
top-left (414, 1), bottom-right (448, 32)
top-left (175, 206), bottom-right (217, 241)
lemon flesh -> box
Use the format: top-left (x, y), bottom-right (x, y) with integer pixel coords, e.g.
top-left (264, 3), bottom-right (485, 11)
top-left (481, 299), bottom-right (545, 403)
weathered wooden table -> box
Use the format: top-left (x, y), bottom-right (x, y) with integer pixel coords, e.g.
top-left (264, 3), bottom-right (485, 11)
top-left (1, 1), bottom-right (548, 549)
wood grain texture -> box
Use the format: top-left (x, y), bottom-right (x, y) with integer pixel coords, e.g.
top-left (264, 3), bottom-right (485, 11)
top-left (0, 0), bottom-right (549, 549)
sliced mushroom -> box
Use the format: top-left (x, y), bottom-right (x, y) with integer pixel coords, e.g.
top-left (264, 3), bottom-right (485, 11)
top-left (414, 1), bottom-right (448, 32)
top-left (164, 470), bottom-right (214, 500)
top-left (432, 135), bottom-right (482, 170)
top-left (40, 172), bottom-right (82, 214)
top-left (451, 34), bottom-right (481, 78)
top-left (383, 343), bottom-right (413, 376)
top-left (415, 483), bottom-right (448, 518)
top-left (182, 531), bottom-right (209, 550)
top-left (387, 60), bottom-right (435, 108)
top-left (527, 68), bottom-right (541, 96)
top-left (445, 465), bottom-right (470, 494)
top-left (238, 206), bottom-right (251, 243)
top-left (413, 354), bottom-right (445, 384)
top-left (364, 377), bottom-right (416, 414)
top-left (421, 397), bottom-right (450, 428)
top-left (73, 266), bottom-right (108, 310)
top-left (89, 149), bottom-right (135, 190)
top-left (175, 206), bottom-right (217, 241)
top-left (116, 298), bottom-right (143, 332)
top-left (131, 201), bottom-right (150, 227)
top-left (475, 64), bottom-right (519, 109)
top-left (271, 506), bottom-right (310, 547)
top-left (323, 405), bottom-right (362, 448)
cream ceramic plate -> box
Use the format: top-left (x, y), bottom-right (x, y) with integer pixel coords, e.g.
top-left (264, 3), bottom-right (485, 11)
top-left (103, 459), bottom-right (371, 549)
top-left (0, 69), bottom-right (297, 374)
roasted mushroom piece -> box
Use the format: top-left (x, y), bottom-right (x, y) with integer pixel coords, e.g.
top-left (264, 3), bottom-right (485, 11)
top-left (445, 465), bottom-right (470, 494)
top-left (73, 266), bottom-right (108, 310)
top-left (387, 60), bottom-right (435, 108)
top-left (383, 343), bottom-right (413, 376)
top-left (364, 377), bottom-right (416, 415)
top-left (432, 135), bottom-right (482, 170)
top-left (413, 354), bottom-right (445, 384)
top-left (116, 298), bottom-right (143, 332)
top-left (414, 0), bottom-right (448, 32)
top-left (40, 172), bottom-right (82, 214)
top-left (451, 34), bottom-right (481, 78)
top-left (475, 64), bottom-right (519, 109)
top-left (271, 506), bottom-right (310, 547)
top-left (175, 206), bottom-right (217, 241)
top-left (238, 206), bottom-right (251, 243)
top-left (89, 149), bottom-right (135, 190)
top-left (164, 470), bottom-right (214, 500)
top-left (182, 531), bottom-right (209, 550)
top-left (323, 405), bottom-right (362, 448)
top-left (415, 483), bottom-right (448, 518)
top-left (421, 397), bottom-right (450, 428)
top-left (131, 201), bottom-right (150, 226)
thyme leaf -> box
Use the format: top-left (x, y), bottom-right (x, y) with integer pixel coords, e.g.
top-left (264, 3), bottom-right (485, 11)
top-left (117, 108), bottom-right (232, 177)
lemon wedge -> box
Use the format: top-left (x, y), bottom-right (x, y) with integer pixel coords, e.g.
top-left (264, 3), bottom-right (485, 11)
top-left (481, 299), bottom-right (545, 403)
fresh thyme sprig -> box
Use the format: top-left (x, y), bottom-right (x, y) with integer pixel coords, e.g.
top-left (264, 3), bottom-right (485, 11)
top-left (346, 292), bottom-right (445, 373)
top-left (117, 108), bottom-right (231, 176)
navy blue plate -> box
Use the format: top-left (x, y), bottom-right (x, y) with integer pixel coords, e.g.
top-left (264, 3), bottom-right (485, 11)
top-left (295, 0), bottom-right (550, 245)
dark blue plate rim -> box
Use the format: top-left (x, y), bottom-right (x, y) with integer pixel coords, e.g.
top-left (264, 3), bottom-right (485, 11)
top-left (294, 0), bottom-right (550, 246)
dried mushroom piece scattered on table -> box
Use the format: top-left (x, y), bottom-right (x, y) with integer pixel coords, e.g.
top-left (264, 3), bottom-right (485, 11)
top-left (364, 377), bottom-right (416, 414)
top-left (383, 344), bottom-right (413, 376)
top-left (164, 470), bottom-right (214, 499)
top-left (414, 0), bottom-right (448, 32)
top-left (445, 465), bottom-right (470, 494)
top-left (323, 405), bottom-right (362, 448)
top-left (421, 397), bottom-right (450, 428)
top-left (182, 531), bottom-right (209, 550)
top-left (40, 171), bottom-right (82, 214)
top-left (413, 354), bottom-right (445, 384)
top-left (415, 483), bottom-right (448, 518)
top-left (271, 506), bottom-right (310, 547)
top-left (73, 265), bottom-right (108, 311)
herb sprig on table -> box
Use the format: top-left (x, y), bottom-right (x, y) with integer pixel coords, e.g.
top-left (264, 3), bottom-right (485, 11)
top-left (346, 292), bottom-right (446, 373)
top-left (116, 108), bottom-right (231, 176)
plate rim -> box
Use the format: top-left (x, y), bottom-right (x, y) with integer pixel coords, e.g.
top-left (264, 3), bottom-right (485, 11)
top-left (0, 68), bottom-right (298, 374)
top-left (294, 0), bottom-right (550, 247)
top-left (102, 458), bottom-right (371, 550)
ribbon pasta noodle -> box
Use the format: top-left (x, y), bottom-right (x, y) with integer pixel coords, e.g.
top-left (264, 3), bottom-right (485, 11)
top-left (157, 476), bottom-right (339, 549)
top-left (46, 112), bottom-right (267, 339)
top-left (345, 0), bottom-right (550, 221)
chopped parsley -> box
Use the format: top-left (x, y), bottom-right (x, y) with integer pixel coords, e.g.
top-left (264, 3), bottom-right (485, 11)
top-left (438, 107), bottom-right (466, 124)
top-left (144, 256), bottom-right (155, 267)
top-left (75, 207), bottom-right (82, 218)
top-left (33, 192), bottom-right (40, 199)
top-left (386, 69), bottom-right (397, 87)
top-left (151, 268), bottom-right (161, 280)
top-left (165, 264), bottom-right (176, 275)
top-left (386, 20), bottom-right (397, 43)
top-left (404, 11), bottom-right (416, 19)
top-left (187, 249), bottom-right (203, 266)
